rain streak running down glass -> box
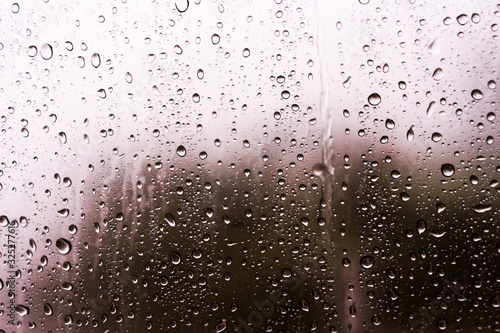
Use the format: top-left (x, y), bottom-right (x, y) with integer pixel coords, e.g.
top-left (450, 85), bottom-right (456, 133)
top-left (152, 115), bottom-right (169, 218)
top-left (0, 0), bottom-right (499, 332)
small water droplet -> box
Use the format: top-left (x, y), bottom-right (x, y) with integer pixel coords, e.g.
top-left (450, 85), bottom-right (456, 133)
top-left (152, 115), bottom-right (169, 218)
top-left (242, 48), bottom-right (250, 57)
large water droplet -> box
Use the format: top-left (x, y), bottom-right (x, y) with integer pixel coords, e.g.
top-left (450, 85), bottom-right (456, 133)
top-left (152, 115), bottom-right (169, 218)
top-left (472, 204), bottom-right (492, 213)
top-left (360, 256), bottom-right (375, 269)
top-left (170, 251), bottom-right (182, 265)
top-left (40, 43), bottom-right (53, 60)
top-left (368, 93), bottom-right (381, 106)
top-left (441, 163), bottom-right (455, 177)
top-left (215, 320), bottom-right (227, 332)
top-left (16, 305), bottom-right (30, 316)
top-left (471, 89), bottom-right (483, 100)
top-left (91, 53), bottom-right (101, 68)
top-left (164, 213), bottom-right (176, 227)
top-left (55, 238), bottom-right (72, 255)
top-left (43, 303), bottom-right (53, 316)
top-left (176, 145), bottom-right (186, 157)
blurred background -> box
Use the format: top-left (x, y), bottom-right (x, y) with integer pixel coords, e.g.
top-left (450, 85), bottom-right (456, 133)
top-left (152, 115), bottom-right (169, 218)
top-left (0, 0), bottom-right (498, 332)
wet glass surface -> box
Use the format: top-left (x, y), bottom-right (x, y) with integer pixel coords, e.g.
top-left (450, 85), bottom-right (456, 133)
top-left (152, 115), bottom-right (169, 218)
top-left (0, 0), bottom-right (499, 332)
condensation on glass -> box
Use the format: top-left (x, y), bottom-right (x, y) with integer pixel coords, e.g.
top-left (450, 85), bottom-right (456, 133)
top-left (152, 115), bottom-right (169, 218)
top-left (0, 0), bottom-right (498, 332)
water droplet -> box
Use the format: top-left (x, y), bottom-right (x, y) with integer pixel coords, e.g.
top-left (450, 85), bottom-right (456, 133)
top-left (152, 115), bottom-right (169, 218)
top-left (488, 80), bottom-right (496, 89)
top-left (441, 163), bottom-right (455, 177)
top-left (192, 93), bottom-right (200, 103)
top-left (59, 132), bottom-right (67, 144)
top-left (406, 126), bottom-right (414, 141)
top-left (160, 276), bottom-right (169, 286)
top-left (215, 320), bottom-right (227, 332)
top-left (472, 204), bottom-right (492, 213)
top-left (417, 220), bottom-right (427, 234)
top-left (170, 251), bottom-right (182, 265)
top-left (471, 13), bottom-right (481, 23)
top-left (471, 89), bottom-right (483, 100)
top-left (40, 43), bottom-right (53, 60)
top-left (385, 119), bottom-right (395, 129)
top-left (21, 128), bottom-right (29, 137)
top-left (428, 37), bottom-right (441, 55)
top-left (55, 238), bottom-right (72, 254)
top-left (164, 213), bottom-right (176, 227)
top-left (62, 282), bottom-right (73, 290)
top-left (175, 0), bottom-right (189, 13)
top-left (16, 305), bottom-right (30, 316)
top-left (360, 256), bottom-right (375, 269)
top-left (372, 315), bottom-right (382, 326)
top-left (242, 48), bottom-right (250, 57)
top-left (176, 145), bottom-right (186, 157)
top-left (457, 14), bottom-right (469, 25)
top-left (11, 3), bottom-right (20, 13)
top-left (431, 132), bottom-right (442, 142)
top-left (65, 41), bottom-right (73, 51)
top-left (125, 72), bottom-right (133, 83)
top-left (28, 45), bottom-right (37, 57)
top-left (487, 112), bottom-right (495, 121)
top-left (97, 89), bottom-right (106, 99)
top-left (432, 68), bottom-right (443, 80)
top-left (429, 229), bottom-right (446, 238)
top-left (211, 34), bottom-right (220, 45)
top-left (91, 53), bottom-right (101, 68)
top-left (368, 93), bottom-right (381, 106)
top-left (300, 298), bottom-right (310, 312)
top-left (436, 202), bottom-right (446, 213)
top-left (43, 303), bottom-right (53, 316)
top-left (491, 295), bottom-right (499, 308)
top-left (342, 258), bottom-right (351, 267)
top-left (197, 69), bottom-right (204, 79)
top-left (174, 45), bottom-right (183, 55)
top-left (437, 318), bottom-right (448, 330)
top-left (58, 209), bottom-right (69, 217)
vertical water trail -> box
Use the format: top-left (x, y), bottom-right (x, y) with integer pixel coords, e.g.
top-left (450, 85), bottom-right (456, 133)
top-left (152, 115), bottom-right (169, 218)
top-left (314, 0), bottom-right (334, 253)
